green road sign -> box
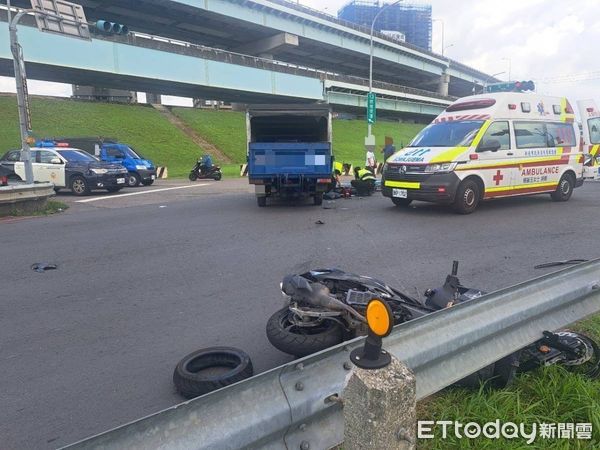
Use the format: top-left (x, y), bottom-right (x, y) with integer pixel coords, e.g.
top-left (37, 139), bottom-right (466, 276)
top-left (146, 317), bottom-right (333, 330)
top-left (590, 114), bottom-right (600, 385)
top-left (367, 92), bottom-right (376, 124)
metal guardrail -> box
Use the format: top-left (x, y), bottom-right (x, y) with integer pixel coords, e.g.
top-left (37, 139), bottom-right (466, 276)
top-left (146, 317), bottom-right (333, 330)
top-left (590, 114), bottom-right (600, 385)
top-left (64, 260), bottom-right (600, 450)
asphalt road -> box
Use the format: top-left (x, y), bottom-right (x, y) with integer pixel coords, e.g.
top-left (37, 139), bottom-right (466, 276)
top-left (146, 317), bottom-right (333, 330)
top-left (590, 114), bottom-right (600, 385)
top-left (2, 181), bottom-right (600, 449)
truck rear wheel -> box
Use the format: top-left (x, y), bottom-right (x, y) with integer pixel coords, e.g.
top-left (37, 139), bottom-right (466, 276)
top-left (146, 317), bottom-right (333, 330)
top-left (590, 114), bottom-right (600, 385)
top-left (257, 196), bottom-right (267, 207)
top-left (313, 193), bottom-right (323, 205)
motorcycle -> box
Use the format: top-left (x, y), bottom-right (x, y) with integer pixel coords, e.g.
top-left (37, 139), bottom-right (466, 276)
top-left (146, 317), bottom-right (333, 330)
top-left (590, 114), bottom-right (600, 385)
top-left (266, 262), bottom-right (600, 386)
top-left (189, 161), bottom-right (222, 181)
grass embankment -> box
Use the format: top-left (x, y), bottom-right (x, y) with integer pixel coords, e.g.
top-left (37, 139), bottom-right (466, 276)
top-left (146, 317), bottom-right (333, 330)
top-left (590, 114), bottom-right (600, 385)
top-left (171, 107), bottom-right (426, 169)
top-left (2, 200), bottom-right (68, 217)
top-left (419, 314), bottom-right (600, 448)
top-left (0, 96), bottom-right (426, 178)
top-left (0, 96), bottom-right (202, 178)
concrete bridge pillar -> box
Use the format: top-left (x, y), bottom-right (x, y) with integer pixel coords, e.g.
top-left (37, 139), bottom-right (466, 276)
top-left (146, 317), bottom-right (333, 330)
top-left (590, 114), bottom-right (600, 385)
top-left (437, 72), bottom-right (450, 97)
top-left (146, 93), bottom-right (162, 105)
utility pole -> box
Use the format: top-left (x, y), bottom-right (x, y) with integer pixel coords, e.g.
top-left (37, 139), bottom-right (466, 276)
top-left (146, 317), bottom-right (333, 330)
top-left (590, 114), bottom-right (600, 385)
top-left (366, 0), bottom-right (403, 149)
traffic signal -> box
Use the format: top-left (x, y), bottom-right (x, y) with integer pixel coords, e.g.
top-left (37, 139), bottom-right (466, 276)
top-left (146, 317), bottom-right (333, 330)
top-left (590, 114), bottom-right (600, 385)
top-left (95, 20), bottom-right (129, 35)
top-left (485, 80), bottom-right (535, 93)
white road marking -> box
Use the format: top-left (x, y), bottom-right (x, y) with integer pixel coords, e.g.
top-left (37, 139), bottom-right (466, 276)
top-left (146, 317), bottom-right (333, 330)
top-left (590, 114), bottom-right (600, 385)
top-left (76, 184), bottom-right (210, 203)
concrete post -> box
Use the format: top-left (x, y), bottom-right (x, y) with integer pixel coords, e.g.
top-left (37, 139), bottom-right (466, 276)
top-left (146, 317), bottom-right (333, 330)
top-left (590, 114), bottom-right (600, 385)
top-left (343, 356), bottom-right (416, 450)
top-left (146, 93), bottom-right (162, 105)
top-left (437, 72), bottom-right (450, 97)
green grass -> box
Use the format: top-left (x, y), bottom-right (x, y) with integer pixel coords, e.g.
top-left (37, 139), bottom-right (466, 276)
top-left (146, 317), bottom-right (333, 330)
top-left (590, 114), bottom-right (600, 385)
top-left (0, 96), bottom-right (203, 178)
top-left (171, 107), bottom-right (426, 167)
top-left (418, 315), bottom-right (600, 449)
top-left (0, 97), bottom-right (426, 178)
top-left (3, 199), bottom-right (69, 217)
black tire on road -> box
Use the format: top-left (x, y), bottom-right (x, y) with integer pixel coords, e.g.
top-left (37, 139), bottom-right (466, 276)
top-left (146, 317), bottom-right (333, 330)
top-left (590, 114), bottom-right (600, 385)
top-left (70, 175), bottom-right (90, 196)
top-left (313, 193), bottom-right (323, 205)
top-left (392, 198), bottom-right (412, 207)
top-left (266, 307), bottom-right (344, 357)
top-left (551, 173), bottom-right (574, 202)
top-left (189, 172), bottom-right (198, 182)
top-left (257, 196), bottom-right (267, 207)
top-left (452, 179), bottom-right (481, 214)
top-left (213, 172), bottom-right (222, 181)
top-left (142, 179), bottom-right (154, 186)
top-left (173, 347), bottom-right (253, 399)
top-left (127, 172), bottom-right (141, 187)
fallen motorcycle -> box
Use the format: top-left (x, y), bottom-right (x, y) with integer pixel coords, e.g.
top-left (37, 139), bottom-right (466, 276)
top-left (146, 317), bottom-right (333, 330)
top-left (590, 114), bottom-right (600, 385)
top-left (266, 262), bottom-right (600, 386)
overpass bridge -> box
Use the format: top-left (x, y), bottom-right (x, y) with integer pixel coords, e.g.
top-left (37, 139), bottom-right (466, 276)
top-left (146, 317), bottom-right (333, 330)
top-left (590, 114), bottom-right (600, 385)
top-left (0, 12), bottom-right (452, 118)
top-left (8, 0), bottom-right (497, 97)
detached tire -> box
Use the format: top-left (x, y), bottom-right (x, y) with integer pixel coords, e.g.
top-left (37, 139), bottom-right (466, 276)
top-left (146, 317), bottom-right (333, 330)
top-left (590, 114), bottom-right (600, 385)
top-left (266, 308), bottom-right (344, 357)
top-left (551, 173), bottom-right (574, 202)
top-left (173, 347), bottom-right (253, 399)
top-left (452, 179), bottom-right (481, 214)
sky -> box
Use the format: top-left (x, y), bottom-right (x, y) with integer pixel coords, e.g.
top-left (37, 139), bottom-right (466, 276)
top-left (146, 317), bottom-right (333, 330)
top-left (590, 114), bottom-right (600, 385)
top-left (1, 0), bottom-right (598, 109)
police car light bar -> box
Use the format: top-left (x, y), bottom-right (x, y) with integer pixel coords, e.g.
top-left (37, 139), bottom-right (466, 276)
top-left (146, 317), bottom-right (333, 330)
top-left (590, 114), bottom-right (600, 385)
top-left (485, 80), bottom-right (535, 93)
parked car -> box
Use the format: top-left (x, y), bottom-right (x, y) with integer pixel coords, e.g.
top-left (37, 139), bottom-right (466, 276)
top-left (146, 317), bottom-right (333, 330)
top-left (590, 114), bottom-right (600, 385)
top-left (0, 147), bottom-right (129, 195)
top-left (38, 138), bottom-right (157, 187)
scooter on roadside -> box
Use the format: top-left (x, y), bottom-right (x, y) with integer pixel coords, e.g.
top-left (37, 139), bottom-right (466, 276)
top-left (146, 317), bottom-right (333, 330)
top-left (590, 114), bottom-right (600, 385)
top-left (189, 161), bottom-right (222, 181)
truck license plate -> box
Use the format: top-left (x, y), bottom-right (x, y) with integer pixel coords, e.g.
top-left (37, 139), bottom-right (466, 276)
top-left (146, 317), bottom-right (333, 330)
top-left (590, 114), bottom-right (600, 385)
top-left (392, 188), bottom-right (407, 198)
top-left (117, 178), bottom-right (125, 184)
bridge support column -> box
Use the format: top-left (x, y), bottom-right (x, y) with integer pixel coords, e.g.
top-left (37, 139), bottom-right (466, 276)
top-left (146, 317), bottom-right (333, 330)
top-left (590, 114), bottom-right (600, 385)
top-left (437, 72), bottom-right (450, 96)
top-left (234, 32), bottom-right (298, 57)
top-left (146, 93), bottom-right (162, 105)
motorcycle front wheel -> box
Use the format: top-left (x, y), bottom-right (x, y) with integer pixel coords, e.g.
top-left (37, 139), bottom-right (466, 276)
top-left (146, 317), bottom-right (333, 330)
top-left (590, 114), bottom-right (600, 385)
top-left (266, 308), bottom-right (344, 357)
top-left (189, 172), bottom-right (198, 181)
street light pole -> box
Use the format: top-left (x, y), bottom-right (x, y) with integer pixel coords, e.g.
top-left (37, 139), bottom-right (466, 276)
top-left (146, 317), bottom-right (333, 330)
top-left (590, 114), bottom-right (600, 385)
top-left (368, 0), bottom-right (402, 141)
top-left (478, 71), bottom-right (506, 93)
top-left (8, 3), bottom-right (35, 183)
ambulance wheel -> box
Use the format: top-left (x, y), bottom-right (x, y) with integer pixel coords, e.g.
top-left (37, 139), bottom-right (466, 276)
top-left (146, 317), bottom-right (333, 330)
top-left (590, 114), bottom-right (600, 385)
top-left (551, 174), bottom-right (574, 202)
top-left (452, 179), bottom-right (480, 214)
top-left (392, 198), bottom-right (412, 207)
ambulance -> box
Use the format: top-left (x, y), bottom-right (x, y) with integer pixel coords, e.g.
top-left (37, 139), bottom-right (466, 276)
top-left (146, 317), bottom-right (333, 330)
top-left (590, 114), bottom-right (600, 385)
top-left (382, 82), bottom-right (588, 214)
top-left (579, 99), bottom-right (600, 180)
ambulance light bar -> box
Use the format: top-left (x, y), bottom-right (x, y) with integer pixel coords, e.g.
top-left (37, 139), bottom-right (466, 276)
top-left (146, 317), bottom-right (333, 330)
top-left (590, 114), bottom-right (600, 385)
top-left (485, 80), bottom-right (535, 93)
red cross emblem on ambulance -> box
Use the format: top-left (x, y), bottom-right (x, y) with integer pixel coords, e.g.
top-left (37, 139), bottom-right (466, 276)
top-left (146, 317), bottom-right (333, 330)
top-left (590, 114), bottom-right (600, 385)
top-left (493, 170), bottom-right (504, 185)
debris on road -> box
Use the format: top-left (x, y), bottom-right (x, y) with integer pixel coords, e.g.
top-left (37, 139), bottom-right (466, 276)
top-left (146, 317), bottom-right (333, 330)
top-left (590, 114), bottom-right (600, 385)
top-left (31, 263), bottom-right (57, 273)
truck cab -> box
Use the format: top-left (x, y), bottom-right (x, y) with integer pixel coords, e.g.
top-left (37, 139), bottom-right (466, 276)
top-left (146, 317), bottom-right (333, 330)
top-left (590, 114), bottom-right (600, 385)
top-left (45, 138), bottom-right (157, 187)
top-left (247, 105), bottom-right (333, 207)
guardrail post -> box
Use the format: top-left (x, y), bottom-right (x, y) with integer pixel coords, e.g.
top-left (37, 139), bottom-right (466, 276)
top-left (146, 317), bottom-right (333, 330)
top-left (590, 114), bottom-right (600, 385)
top-left (343, 355), bottom-right (416, 449)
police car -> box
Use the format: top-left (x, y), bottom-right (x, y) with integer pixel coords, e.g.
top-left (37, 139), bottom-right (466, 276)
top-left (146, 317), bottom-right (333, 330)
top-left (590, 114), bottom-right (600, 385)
top-left (0, 145), bottom-right (129, 196)
top-left (382, 81), bottom-right (587, 214)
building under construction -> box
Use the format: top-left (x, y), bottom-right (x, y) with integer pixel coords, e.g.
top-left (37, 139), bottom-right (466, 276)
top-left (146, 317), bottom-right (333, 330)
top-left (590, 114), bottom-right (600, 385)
top-left (338, 1), bottom-right (432, 51)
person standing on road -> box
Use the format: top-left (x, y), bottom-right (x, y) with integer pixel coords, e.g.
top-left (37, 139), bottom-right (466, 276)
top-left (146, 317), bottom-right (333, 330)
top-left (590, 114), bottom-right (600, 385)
top-left (366, 148), bottom-right (376, 173)
top-left (382, 136), bottom-right (396, 163)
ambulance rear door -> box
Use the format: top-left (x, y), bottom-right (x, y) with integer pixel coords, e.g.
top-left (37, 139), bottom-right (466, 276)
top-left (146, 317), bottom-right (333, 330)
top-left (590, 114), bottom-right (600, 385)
top-left (578, 100), bottom-right (600, 179)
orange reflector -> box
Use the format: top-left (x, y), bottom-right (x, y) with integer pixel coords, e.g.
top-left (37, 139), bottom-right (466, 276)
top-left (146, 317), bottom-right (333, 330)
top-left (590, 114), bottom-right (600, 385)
top-left (470, 154), bottom-right (479, 160)
top-left (25, 136), bottom-right (36, 145)
top-left (317, 178), bottom-right (331, 183)
top-left (366, 299), bottom-right (393, 337)
top-left (539, 345), bottom-right (551, 353)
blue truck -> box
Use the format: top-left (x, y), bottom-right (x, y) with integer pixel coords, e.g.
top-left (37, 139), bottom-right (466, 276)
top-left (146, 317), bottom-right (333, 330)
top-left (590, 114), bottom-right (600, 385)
top-left (45, 138), bottom-right (157, 187)
top-left (247, 105), bottom-right (333, 207)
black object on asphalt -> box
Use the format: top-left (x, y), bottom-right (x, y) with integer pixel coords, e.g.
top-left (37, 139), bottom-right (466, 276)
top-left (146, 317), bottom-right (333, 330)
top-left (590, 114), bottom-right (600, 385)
top-left (31, 263), bottom-right (58, 273)
top-left (534, 259), bottom-right (588, 269)
top-left (173, 347), bottom-right (253, 399)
